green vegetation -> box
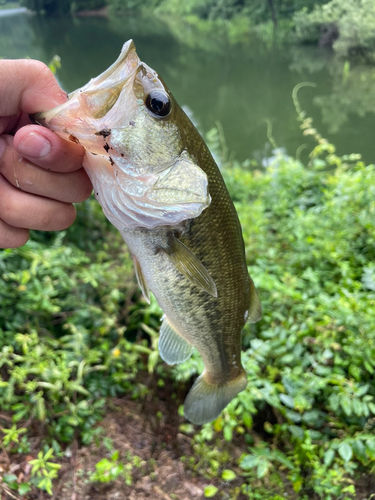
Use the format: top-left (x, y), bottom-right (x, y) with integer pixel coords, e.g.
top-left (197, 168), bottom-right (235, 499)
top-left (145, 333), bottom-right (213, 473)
top-left (294, 0), bottom-right (375, 62)
top-left (19, 0), bottom-right (105, 14)
top-left (0, 1), bottom-right (20, 10)
top-left (16, 0), bottom-right (375, 61)
top-left (1, 85), bottom-right (375, 498)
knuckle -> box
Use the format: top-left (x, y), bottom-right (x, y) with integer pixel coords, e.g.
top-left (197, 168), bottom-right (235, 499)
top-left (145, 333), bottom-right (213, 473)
top-left (29, 60), bottom-right (53, 85)
top-left (24, 60), bottom-right (64, 103)
top-left (0, 183), bottom-right (16, 220)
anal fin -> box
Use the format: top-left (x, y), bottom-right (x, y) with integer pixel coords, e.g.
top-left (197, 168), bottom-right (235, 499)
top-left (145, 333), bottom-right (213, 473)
top-left (159, 316), bottom-right (194, 365)
top-left (133, 256), bottom-right (150, 304)
top-left (165, 235), bottom-right (217, 298)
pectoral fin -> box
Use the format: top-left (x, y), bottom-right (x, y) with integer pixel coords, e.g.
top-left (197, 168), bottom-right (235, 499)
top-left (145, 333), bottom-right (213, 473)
top-left (165, 235), bottom-right (217, 298)
top-left (159, 316), bottom-right (194, 365)
top-left (133, 256), bottom-right (150, 304)
top-left (247, 277), bottom-right (262, 323)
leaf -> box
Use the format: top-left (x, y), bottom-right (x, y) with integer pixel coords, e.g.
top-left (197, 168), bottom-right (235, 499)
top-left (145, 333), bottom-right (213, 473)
top-left (273, 450), bottom-right (294, 469)
top-left (280, 394), bottom-right (295, 408)
top-left (340, 396), bottom-right (352, 416)
top-left (44, 447), bottom-right (54, 461)
top-left (221, 469), bottom-right (236, 481)
top-left (147, 350), bottom-right (159, 374)
top-left (240, 454), bottom-right (258, 470)
top-left (352, 439), bottom-right (367, 463)
top-left (223, 425), bottom-right (233, 442)
top-left (338, 442), bottom-right (353, 462)
top-left (256, 458), bottom-right (270, 478)
top-left (324, 449), bottom-right (335, 467)
top-left (204, 485), bottom-right (218, 498)
top-left (365, 439), bottom-right (375, 460)
top-left (356, 384), bottom-right (369, 397)
top-left (289, 425), bottom-right (305, 441)
top-left (18, 483), bottom-right (32, 495)
top-left (352, 398), bottom-right (363, 417)
top-left (3, 474), bottom-right (18, 487)
top-left (242, 411), bottom-right (253, 428)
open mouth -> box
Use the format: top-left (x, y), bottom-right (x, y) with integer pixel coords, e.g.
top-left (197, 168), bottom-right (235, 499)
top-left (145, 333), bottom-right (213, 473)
top-left (30, 39), bottom-right (140, 126)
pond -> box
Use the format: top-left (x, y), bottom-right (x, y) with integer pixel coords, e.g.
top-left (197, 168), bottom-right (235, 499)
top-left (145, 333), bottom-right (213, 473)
top-left (1, 9), bottom-right (375, 164)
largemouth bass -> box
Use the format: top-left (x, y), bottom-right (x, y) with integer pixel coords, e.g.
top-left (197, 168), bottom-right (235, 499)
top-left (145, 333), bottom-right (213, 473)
top-left (33, 40), bottom-right (262, 425)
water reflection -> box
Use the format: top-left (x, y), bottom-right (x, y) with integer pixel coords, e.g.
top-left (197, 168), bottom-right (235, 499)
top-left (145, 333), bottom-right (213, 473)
top-left (0, 11), bottom-right (374, 163)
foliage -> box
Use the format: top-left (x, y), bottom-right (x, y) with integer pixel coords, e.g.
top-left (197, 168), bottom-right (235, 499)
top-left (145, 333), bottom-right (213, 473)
top-left (90, 449), bottom-right (146, 484)
top-left (29, 448), bottom-right (61, 495)
top-left (20, 0), bottom-right (71, 14)
top-left (108, 0), bottom-right (325, 23)
top-left (16, 0), bottom-right (375, 60)
top-left (20, 0), bottom-right (106, 14)
top-left (294, 0), bottom-right (375, 61)
top-left (2, 77), bottom-right (375, 498)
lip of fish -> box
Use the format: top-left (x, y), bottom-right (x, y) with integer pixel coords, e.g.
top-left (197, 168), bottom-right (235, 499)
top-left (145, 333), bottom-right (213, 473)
top-left (32, 40), bottom-right (140, 125)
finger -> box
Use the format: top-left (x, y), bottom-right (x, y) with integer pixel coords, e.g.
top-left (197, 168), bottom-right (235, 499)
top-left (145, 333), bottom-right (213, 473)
top-left (13, 125), bottom-right (85, 173)
top-left (0, 174), bottom-right (76, 231)
top-left (0, 59), bottom-right (67, 117)
top-left (0, 218), bottom-right (29, 249)
top-left (0, 135), bottom-right (92, 203)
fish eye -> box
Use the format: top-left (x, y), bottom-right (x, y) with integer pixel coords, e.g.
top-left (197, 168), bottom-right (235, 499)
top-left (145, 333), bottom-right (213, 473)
top-left (145, 90), bottom-right (171, 118)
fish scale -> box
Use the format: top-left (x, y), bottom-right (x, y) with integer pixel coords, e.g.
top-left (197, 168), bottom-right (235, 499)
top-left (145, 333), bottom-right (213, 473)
top-left (32, 39), bottom-right (262, 425)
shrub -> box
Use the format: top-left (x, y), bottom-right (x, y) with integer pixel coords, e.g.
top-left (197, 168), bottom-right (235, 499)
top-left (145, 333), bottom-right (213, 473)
top-left (294, 0), bottom-right (375, 61)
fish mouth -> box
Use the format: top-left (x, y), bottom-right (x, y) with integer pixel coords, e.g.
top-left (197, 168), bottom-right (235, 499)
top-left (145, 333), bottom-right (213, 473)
top-left (30, 39), bottom-right (140, 126)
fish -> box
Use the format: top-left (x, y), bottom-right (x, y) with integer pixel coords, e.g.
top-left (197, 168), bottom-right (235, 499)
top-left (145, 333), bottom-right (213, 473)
top-left (32, 40), bottom-right (262, 425)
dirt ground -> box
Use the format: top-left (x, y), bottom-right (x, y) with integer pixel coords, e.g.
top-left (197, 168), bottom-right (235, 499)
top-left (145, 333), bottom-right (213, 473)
top-left (0, 391), bottom-right (247, 500)
top-left (2, 393), bottom-right (375, 500)
top-left (57, 398), bottom-right (217, 500)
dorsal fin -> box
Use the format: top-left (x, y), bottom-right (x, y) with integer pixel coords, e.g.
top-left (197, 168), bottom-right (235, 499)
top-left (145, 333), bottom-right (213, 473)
top-left (164, 235), bottom-right (217, 298)
top-left (159, 316), bottom-right (194, 365)
top-left (133, 255), bottom-right (150, 304)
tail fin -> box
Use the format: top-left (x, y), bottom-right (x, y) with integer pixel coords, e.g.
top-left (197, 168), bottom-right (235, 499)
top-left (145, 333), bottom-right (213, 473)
top-left (184, 372), bottom-right (247, 425)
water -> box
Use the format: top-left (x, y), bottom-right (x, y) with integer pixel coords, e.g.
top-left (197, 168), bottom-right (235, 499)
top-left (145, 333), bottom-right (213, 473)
top-left (1, 10), bottom-right (375, 164)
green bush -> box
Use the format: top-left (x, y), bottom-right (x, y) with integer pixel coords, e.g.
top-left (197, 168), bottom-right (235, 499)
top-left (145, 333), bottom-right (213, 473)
top-left (294, 0), bottom-right (375, 61)
top-left (0, 197), bottom-right (163, 449)
top-left (20, 0), bottom-right (106, 13)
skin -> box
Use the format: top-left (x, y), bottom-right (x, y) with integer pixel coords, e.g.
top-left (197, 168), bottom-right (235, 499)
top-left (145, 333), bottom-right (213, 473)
top-left (0, 59), bottom-right (93, 249)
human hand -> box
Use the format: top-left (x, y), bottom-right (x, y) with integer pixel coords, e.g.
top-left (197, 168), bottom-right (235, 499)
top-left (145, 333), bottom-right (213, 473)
top-left (0, 59), bottom-right (92, 249)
